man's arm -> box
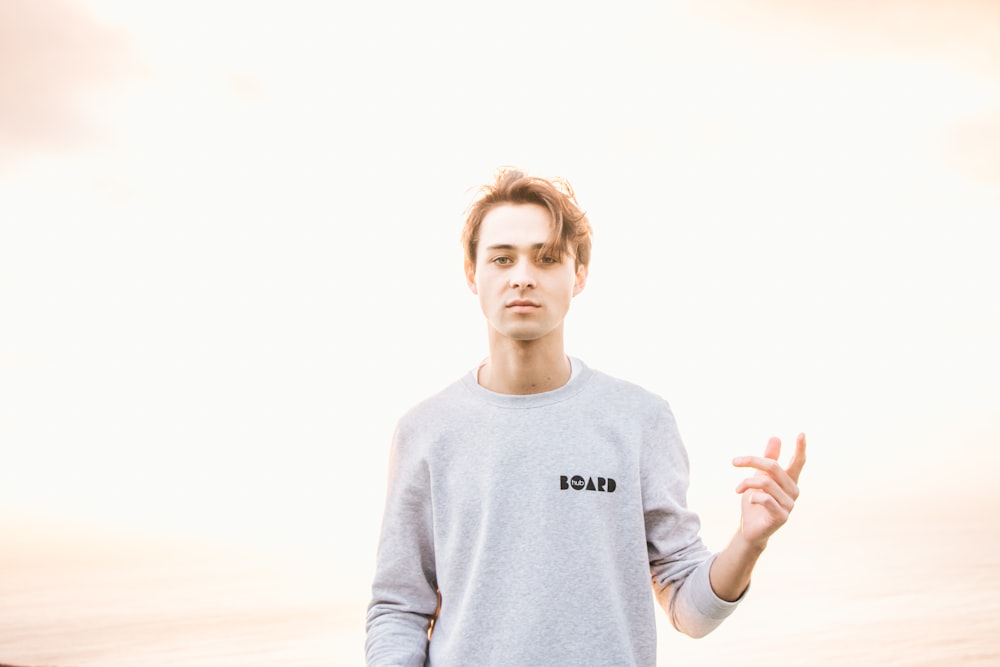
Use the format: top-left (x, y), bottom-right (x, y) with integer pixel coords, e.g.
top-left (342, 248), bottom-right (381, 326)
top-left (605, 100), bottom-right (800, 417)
top-left (645, 404), bottom-right (745, 638)
top-left (709, 433), bottom-right (807, 601)
top-left (365, 425), bottom-right (439, 667)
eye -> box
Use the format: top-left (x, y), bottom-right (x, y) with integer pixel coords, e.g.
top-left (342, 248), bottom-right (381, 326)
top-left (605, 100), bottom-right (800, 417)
top-left (492, 256), bottom-right (513, 265)
top-left (539, 256), bottom-right (558, 265)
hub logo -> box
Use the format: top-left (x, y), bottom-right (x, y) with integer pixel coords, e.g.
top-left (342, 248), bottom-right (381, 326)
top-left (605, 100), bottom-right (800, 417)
top-left (559, 475), bottom-right (616, 493)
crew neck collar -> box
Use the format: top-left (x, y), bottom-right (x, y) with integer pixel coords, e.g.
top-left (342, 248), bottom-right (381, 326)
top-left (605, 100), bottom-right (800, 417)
top-left (461, 357), bottom-right (593, 408)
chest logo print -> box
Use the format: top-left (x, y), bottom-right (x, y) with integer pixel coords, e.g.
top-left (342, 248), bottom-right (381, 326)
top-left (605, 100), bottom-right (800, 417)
top-left (559, 475), bottom-right (616, 493)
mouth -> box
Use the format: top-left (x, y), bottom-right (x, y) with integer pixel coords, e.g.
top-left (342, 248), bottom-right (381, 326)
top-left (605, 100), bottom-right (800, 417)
top-left (506, 299), bottom-right (541, 312)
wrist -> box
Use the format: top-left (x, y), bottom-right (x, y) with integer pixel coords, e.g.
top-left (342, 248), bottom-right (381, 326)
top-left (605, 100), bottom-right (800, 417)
top-left (731, 531), bottom-right (768, 558)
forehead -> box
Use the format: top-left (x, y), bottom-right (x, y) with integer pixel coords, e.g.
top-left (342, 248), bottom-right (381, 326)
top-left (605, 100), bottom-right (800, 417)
top-left (478, 203), bottom-right (554, 247)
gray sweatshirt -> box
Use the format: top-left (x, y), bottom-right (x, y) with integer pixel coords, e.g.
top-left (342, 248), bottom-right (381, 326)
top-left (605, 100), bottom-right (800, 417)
top-left (366, 359), bottom-right (741, 666)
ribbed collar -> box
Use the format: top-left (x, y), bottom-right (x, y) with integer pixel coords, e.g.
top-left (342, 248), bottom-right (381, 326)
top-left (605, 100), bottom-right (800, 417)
top-left (460, 357), bottom-right (594, 409)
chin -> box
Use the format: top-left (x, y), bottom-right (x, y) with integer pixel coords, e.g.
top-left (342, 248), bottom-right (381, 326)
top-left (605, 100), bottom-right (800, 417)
top-left (505, 325), bottom-right (557, 342)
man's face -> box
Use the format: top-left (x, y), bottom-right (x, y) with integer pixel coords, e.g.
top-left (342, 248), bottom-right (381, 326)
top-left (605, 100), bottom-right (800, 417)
top-left (466, 203), bottom-right (587, 344)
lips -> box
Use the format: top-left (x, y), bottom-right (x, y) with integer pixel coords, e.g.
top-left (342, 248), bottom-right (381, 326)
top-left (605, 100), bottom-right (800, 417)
top-left (506, 299), bottom-right (541, 308)
top-left (506, 299), bottom-right (541, 314)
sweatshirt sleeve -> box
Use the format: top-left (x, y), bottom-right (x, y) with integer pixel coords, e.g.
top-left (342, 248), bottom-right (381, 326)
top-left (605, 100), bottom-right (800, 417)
top-left (642, 403), bottom-right (743, 638)
top-left (365, 422), bottom-right (439, 666)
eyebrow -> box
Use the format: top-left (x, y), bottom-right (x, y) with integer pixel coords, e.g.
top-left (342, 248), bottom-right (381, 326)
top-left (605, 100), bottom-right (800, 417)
top-left (483, 243), bottom-right (547, 251)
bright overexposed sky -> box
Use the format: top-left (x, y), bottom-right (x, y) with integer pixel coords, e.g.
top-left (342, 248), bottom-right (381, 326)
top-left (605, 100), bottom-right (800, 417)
top-left (2, 0), bottom-right (998, 602)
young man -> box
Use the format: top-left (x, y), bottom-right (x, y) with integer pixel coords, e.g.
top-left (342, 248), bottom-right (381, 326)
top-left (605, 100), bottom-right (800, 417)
top-left (365, 169), bottom-right (806, 666)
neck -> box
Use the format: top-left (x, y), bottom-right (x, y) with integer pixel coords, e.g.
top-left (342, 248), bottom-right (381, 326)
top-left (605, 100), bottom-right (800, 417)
top-left (479, 329), bottom-right (571, 395)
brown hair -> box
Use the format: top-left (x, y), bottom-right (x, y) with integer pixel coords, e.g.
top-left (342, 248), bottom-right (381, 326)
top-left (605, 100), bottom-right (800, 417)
top-left (462, 168), bottom-right (592, 270)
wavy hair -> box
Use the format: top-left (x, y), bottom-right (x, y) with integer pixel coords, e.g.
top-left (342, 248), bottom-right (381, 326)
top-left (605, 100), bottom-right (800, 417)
top-left (461, 168), bottom-right (592, 270)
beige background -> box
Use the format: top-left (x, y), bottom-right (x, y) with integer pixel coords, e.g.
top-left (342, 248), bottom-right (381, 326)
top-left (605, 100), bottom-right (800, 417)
top-left (2, 1), bottom-right (998, 664)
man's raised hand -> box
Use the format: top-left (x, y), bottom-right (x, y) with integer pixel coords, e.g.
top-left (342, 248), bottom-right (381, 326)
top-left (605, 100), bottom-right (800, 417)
top-left (731, 433), bottom-right (807, 548)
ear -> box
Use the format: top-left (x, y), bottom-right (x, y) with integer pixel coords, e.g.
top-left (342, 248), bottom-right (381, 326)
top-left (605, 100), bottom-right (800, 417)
top-left (465, 260), bottom-right (478, 295)
top-left (573, 263), bottom-right (588, 297)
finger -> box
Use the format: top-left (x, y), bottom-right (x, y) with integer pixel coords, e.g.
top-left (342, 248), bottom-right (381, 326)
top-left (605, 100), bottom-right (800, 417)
top-left (732, 455), bottom-right (784, 477)
top-left (763, 436), bottom-right (781, 463)
top-left (743, 437), bottom-right (782, 478)
top-left (733, 456), bottom-right (800, 499)
top-left (785, 432), bottom-right (807, 484)
top-left (737, 476), bottom-right (796, 510)
top-left (744, 490), bottom-right (791, 522)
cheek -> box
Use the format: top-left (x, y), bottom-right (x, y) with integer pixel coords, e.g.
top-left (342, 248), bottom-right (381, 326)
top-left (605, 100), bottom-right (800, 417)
top-left (469, 263), bottom-right (494, 294)
top-left (480, 270), bottom-right (504, 291)
top-left (561, 271), bottom-right (581, 296)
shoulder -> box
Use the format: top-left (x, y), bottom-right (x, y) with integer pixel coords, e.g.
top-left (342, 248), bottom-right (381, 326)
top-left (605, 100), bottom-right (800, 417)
top-left (583, 365), bottom-right (674, 416)
top-left (394, 373), bottom-right (477, 439)
top-left (577, 364), bottom-right (685, 447)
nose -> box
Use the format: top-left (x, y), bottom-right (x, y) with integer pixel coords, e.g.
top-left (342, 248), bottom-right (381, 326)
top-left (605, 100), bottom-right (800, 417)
top-left (509, 264), bottom-right (536, 289)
